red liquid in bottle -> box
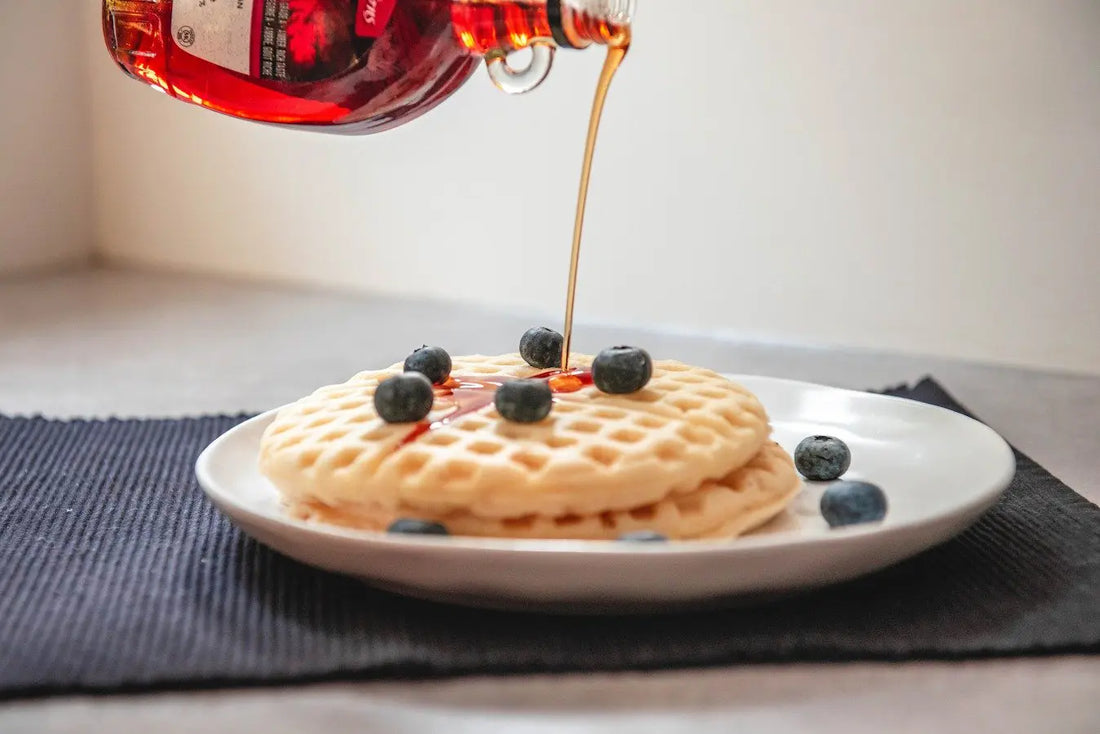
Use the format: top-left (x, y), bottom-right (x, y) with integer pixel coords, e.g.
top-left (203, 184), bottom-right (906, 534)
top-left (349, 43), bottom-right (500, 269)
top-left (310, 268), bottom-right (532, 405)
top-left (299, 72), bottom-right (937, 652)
top-left (103, 0), bottom-right (622, 132)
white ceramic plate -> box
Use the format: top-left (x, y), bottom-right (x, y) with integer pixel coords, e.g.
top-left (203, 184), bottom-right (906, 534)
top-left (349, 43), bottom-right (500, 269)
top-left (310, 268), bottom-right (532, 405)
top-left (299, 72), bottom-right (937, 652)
top-left (196, 375), bottom-right (1015, 613)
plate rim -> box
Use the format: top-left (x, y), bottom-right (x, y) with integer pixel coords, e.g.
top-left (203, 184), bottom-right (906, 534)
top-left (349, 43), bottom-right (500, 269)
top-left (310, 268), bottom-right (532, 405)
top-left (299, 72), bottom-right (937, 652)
top-left (195, 374), bottom-right (1016, 557)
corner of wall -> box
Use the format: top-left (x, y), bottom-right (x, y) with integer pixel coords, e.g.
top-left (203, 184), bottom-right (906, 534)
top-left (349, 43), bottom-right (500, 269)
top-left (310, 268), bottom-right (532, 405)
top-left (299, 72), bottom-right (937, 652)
top-left (0, 4), bottom-right (96, 277)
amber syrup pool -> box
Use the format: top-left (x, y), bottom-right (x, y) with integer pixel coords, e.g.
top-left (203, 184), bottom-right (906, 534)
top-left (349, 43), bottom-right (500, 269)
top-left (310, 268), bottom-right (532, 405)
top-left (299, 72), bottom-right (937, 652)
top-left (400, 368), bottom-right (592, 447)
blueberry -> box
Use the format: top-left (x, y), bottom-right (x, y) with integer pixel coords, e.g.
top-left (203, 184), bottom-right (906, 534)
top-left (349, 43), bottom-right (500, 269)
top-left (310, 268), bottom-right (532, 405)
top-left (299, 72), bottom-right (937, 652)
top-left (820, 481), bottom-right (888, 528)
top-left (794, 435), bottom-right (852, 481)
top-left (387, 518), bottom-right (449, 536)
top-left (373, 373), bottom-right (434, 423)
top-left (618, 531), bottom-right (668, 543)
top-left (404, 345), bottom-right (452, 385)
top-left (494, 379), bottom-right (553, 423)
top-left (592, 346), bottom-right (653, 394)
top-left (520, 327), bottom-right (563, 369)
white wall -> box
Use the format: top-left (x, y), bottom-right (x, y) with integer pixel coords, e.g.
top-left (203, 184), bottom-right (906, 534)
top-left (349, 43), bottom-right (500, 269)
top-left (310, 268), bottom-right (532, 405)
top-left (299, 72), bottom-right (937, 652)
top-left (0, 1), bottom-right (92, 276)
top-left (88, 0), bottom-right (1100, 374)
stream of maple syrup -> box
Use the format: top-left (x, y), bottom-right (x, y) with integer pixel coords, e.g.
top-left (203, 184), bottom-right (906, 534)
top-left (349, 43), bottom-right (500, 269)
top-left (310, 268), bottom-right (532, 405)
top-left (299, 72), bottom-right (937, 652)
top-left (560, 29), bottom-right (632, 371)
top-left (400, 27), bottom-right (629, 447)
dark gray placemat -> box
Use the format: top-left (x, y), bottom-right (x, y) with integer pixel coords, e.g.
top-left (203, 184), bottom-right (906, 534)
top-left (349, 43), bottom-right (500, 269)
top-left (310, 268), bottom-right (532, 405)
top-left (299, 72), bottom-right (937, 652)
top-left (0, 378), bottom-right (1097, 700)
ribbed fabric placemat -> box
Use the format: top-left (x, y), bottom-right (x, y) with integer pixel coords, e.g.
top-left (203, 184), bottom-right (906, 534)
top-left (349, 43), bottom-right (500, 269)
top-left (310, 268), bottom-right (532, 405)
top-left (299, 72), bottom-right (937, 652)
top-left (0, 378), bottom-right (1097, 699)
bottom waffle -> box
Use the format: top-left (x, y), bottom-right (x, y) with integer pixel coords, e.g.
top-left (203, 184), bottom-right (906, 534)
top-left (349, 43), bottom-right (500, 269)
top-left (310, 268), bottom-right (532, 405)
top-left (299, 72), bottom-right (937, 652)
top-left (288, 442), bottom-right (802, 541)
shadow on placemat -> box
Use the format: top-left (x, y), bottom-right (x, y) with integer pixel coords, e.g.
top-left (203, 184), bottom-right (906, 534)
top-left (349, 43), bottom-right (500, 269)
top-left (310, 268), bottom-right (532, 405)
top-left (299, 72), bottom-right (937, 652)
top-left (0, 378), bottom-right (1097, 700)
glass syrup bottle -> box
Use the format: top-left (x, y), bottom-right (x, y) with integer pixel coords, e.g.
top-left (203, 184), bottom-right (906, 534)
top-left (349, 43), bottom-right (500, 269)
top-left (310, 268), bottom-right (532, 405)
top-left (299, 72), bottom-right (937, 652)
top-left (103, 0), bottom-right (635, 133)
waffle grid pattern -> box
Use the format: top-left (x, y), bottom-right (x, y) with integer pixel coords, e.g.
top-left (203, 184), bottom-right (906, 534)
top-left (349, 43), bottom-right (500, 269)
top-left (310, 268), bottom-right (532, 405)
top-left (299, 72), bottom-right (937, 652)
top-left (260, 355), bottom-right (774, 520)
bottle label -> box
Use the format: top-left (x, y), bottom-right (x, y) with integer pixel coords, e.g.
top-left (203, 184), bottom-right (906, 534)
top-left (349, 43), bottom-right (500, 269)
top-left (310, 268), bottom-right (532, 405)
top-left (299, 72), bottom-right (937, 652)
top-left (171, 0), bottom-right (398, 83)
top-left (356, 0), bottom-right (398, 37)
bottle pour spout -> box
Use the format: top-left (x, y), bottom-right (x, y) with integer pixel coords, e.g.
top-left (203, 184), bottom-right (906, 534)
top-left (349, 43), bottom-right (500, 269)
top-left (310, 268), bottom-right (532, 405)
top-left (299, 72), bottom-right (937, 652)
top-left (478, 0), bottom-right (635, 95)
top-left (485, 40), bottom-right (557, 95)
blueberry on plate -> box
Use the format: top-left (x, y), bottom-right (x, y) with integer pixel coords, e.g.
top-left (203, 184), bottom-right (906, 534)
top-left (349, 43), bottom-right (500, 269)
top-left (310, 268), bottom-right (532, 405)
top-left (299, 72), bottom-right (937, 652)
top-left (592, 346), bottom-right (653, 394)
top-left (794, 435), bottom-right (852, 481)
top-left (404, 345), bottom-right (452, 385)
top-left (820, 481), bottom-right (888, 528)
top-left (387, 518), bottom-right (450, 536)
top-left (618, 531), bottom-right (669, 543)
top-left (495, 379), bottom-right (553, 423)
top-left (520, 327), bottom-right (564, 369)
top-left (374, 373), bottom-right (434, 423)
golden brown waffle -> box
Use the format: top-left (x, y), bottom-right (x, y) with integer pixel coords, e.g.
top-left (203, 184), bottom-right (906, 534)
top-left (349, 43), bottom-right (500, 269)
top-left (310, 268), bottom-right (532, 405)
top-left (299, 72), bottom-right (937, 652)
top-left (260, 355), bottom-right (772, 519)
top-left (290, 441), bottom-right (802, 541)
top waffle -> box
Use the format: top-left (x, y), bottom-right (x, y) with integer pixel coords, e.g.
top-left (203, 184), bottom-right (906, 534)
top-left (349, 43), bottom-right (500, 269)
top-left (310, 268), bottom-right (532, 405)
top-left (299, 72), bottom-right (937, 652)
top-left (259, 354), bottom-right (771, 519)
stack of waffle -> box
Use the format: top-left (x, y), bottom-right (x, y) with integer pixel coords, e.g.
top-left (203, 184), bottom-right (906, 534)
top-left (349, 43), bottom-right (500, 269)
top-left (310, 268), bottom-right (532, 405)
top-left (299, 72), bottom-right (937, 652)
top-left (260, 355), bottom-right (801, 540)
